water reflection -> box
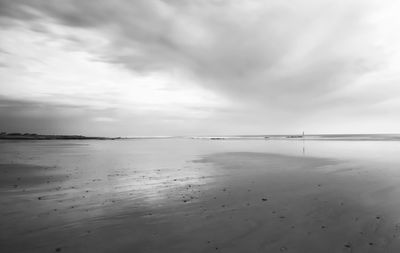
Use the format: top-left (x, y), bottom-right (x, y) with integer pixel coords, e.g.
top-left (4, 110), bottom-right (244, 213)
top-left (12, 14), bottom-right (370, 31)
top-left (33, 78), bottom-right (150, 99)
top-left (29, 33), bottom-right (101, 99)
top-left (2, 139), bottom-right (400, 252)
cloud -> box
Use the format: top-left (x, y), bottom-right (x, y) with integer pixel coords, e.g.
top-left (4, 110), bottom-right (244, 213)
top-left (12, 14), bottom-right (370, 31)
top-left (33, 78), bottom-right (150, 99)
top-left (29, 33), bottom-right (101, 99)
top-left (3, 2), bottom-right (387, 96)
top-left (1, 0), bottom-right (400, 134)
top-left (0, 95), bottom-right (233, 136)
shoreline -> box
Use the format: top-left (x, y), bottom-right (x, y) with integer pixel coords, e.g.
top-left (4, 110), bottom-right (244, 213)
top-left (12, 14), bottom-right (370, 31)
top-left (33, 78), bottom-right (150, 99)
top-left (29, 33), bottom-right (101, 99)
top-left (0, 135), bottom-right (121, 140)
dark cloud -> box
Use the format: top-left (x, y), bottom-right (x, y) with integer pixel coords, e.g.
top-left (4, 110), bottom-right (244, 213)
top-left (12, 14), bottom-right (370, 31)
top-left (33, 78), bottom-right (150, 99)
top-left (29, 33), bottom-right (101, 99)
top-left (0, 96), bottom-right (116, 135)
top-left (0, 95), bottom-right (228, 136)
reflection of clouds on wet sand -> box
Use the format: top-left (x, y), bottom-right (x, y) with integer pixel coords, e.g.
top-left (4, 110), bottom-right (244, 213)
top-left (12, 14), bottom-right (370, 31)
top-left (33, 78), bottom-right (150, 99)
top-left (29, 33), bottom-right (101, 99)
top-left (2, 140), bottom-right (400, 252)
top-left (104, 164), bottom-right (217, 205)
top-left (185, 153), bottom-right (400, 253)
top-left (0, 158), bottom-right (219, 252)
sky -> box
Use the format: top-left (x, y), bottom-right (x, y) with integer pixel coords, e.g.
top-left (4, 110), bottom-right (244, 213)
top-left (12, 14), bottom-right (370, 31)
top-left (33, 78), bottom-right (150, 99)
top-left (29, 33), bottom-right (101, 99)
top-left (1, 0), bottom-right (400, 136)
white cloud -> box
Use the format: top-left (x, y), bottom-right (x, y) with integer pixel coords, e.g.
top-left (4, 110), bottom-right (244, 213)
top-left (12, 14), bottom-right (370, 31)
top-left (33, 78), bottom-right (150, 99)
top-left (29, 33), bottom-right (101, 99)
top-left (1, 0), bottom-right (400, 134)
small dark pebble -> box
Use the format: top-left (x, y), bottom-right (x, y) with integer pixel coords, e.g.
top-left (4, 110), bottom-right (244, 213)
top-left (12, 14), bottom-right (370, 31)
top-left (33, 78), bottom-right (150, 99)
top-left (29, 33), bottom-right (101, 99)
top-left (262, 198), bottom-right (268, 201)
top-left (344, 244), bottom-right (351, 248)
top-left (321, 226), bottom-right (326, 229)
top-left (55, 248), bottom-right (61, 252)
top-left (376, 216), bottom-right (381, 219)
top-left (369, 242), bottom-right (374, 246)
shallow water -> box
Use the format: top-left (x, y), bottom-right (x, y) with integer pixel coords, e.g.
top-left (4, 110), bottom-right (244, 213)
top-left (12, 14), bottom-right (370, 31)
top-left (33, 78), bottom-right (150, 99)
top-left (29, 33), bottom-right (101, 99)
top-left (1, 139), bottom-right (400, 252)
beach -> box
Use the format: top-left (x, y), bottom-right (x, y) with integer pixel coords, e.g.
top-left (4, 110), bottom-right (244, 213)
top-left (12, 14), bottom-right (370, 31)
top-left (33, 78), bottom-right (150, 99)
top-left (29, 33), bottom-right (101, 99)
top-left (1, 139), bottom-right (400, 252)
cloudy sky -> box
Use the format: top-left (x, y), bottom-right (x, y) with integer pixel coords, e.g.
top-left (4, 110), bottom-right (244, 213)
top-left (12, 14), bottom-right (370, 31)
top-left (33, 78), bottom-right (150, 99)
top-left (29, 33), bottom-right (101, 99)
top-left (1, 0), bottom-right (400, 136)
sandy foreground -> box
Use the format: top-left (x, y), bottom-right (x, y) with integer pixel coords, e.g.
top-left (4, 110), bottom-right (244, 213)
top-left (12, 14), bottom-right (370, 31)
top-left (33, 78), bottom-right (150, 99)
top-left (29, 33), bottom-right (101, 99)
top-left (1, 151), bottom-right (400, 253)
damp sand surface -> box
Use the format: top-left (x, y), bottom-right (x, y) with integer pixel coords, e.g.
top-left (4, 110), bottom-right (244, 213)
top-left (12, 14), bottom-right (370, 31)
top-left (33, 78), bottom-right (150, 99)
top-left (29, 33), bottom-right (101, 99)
top-left (1, 139), bottom-right (400, 253)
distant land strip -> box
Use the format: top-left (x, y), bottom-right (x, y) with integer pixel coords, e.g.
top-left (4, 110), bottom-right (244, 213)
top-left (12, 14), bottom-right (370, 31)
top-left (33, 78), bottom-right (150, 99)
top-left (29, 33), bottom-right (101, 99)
top-left (0, 132), bottom-right (121, 140)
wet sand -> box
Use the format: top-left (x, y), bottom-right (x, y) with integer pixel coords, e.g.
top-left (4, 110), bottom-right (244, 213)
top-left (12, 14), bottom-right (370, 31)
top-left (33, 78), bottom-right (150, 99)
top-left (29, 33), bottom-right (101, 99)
top-left (2, 147), bottom-right (400, 252)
